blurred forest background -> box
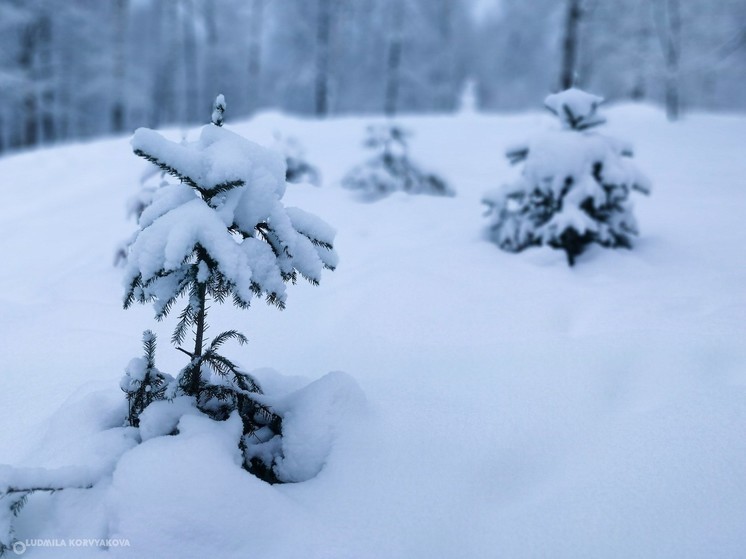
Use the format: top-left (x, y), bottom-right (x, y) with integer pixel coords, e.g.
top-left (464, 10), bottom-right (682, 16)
top-left (1, 0), bottom-right (744, 155)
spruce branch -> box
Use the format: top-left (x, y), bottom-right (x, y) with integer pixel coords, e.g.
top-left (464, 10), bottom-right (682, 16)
top-left (202, 352), bottom-right (240, 377)
top-left (297, 271), bottom-right (320, 286)
top-left (206, 179), bottom-right (244, 199)
top-left (209, 330), bottom-right (248, 351)
top-left (506, 146), bottom-right (529, 165)
top-left (299, 232), bottom-right (334, 251)
top-left (133, 149), bottom-right (200, 190)
top-left (562, 104), bottom-right (581, 129)
top-left (172, 301), bottom-right (197, 346)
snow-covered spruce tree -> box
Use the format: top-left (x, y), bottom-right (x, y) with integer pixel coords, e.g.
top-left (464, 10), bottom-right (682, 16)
top-left (123, 95), bottom-right (337, 480)
top-left (482, 88), bottom-right (651, 265)
top-left (342, 124), bottom-right (454, 199)
top-left (273, 133), bottom-right (321, 186)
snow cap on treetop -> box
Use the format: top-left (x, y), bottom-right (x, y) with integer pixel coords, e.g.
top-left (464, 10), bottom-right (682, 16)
top-left (545, 88), bottom-right (605, 130)
top-left (212, 94), bottom-right (226, 127)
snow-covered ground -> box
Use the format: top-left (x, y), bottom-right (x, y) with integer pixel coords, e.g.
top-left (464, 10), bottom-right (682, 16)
top-left (1, 105), bottom-right (745, 557)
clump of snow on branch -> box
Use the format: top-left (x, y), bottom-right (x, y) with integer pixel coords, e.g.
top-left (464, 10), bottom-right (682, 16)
top-left (211, 94), bottom-right (226, 127)
top-left (125, 119), bottom-right (337, 313)
top-left (545, 88), bottom-right (606, 130)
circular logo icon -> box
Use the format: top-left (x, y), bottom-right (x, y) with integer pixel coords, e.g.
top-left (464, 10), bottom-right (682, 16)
top-left (12, 541), bottom-right (26, 555)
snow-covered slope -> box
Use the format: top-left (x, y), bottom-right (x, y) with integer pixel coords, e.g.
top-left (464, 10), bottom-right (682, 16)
top-left (1, 106), bottom-right (745, 558)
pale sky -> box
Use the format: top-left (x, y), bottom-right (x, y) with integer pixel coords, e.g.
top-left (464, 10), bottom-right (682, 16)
top-left (471, 0), bottom-right (502, 21)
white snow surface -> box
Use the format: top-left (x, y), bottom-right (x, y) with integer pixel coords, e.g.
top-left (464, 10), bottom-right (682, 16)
top-left (1, 106), bottom-right (746, 557)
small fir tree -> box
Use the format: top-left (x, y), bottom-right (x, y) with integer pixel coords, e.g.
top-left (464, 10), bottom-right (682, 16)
top-left (342, 124), bottom-right (454, 199)
top-left (120, 330), bottom-right (172, 427)
top-left (273, 133), bottom-right (321, 186)
top-left (483, 88), bottom-right (651, 265)
top-left (122, 95), bottom-right (337, 479)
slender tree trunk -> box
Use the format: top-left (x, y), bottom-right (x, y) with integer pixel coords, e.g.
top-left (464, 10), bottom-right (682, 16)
top-left (151, 0), bottom-right (178, 127)
top-left (247, 0), bottom-right (265, 112)
top-left (437, 0), bottom-right (454, 110)
top-left (150, 0), bottom-right (165, 127)
top-left (18, 18), bottom-right (38, 147)
top-left (189, 282), bottom-right (208, 396)
top-left (559, 0), bottom-right (583, 90)
top-left (52, 24), bottom-right (70, 143)
top-left (652, 0), bottom-right (682, 120)
top-left (111, 0), bottom-right (129, 133)
top-left (182, 0), bottom-right (199, 122)
top-left (314, 0), bottom-right (331, 117)
top-left (630, 0), bottom-right (652, 101)
top-left (36, 13), bottom-right (55, 144)
top-left (384, 0), bottom-right (404, 117)
top-left (203, 0), bottom-right (219, 110)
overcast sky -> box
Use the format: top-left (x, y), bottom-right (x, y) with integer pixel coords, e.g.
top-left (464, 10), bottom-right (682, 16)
top-left (471, 0), bottom-right (501, 20)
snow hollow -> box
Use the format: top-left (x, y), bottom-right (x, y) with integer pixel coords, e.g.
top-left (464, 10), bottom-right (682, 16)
top-left (1, 106), bottom-right (746, 558)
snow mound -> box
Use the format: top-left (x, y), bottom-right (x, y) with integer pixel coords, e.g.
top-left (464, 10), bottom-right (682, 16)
top-left (272, 371), bottom-right (367, 482)
top-left (138, 396), bottom-right (201, 442)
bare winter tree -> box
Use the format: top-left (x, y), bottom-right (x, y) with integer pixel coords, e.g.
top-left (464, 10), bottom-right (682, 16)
top-left (181, 0), bottom-right (200, 123)
top-left (433, 0), bottom-right (455, 110)
top-left (150, 0), bottom-right (177, 127)
top-left (201, 0), bottom-right (219, 109)
top-left (111, 0), bottom-right (129, 133)
top-left (247, 0), bottom-right (265, 112)
top-left (315, 0), bottom-right (332, 116)
top-left (572, 0), bottom-right (655, 102)
top-left (384, 0), bottom-right (405, 116)
top-left (652, 0), bottom-right (682, 120)
top-left (18, 9), bottom-right (40, 146)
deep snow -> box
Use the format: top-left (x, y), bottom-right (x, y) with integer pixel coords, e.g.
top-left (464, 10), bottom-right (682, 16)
top-left (1, 105), bottom-right (745, 558)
